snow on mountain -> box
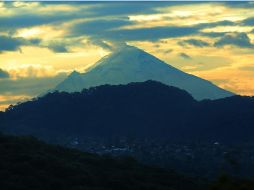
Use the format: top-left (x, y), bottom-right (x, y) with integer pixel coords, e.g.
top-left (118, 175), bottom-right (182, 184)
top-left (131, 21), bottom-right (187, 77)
top-left (53, 45), bottom-right (234, 100)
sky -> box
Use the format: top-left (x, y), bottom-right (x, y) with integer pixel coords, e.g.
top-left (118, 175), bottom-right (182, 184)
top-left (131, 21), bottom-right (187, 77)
top-left (0, 1), bottom-right (254, 110)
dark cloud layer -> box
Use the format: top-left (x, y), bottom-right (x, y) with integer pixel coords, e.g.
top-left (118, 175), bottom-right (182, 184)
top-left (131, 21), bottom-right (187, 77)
top-left (111, 26), bottom-right (199, 41)
top-left (197, 20), bottom-right (236, 29)
top-left (0, 35), bottom-right (23, 52)
top-left (214, 33), bottom-right (253, 48)
top-left (1, 2), bottom-right (254, 51)
top-left (71, 19), bottom-right (133, 37)
top-left (0, 35), bottom-right (42, 53)
top-left (88, 38), bottom-right (114, 51)
top-left (0, 69), bottom-right (10, 79)
top-left (71, 19), bottom-right (199, 43)
top-left (0, 13), bottom-right (84, 33)
top-left (0, 2), bottom-right (179, 33)
top-left (86, 2), bottom-right (173, 16)
top-left (242, 17), bottom-right (254, 26)
top-left (47, 42), bottom-right (69, 53)
top-left (178, 39), bottom-right (210, 47)
top-left (201, 32), bottom-right (228, 38)
top-left (223, 1), bottom-right (254, 8)
top-left (179, 53), bottom-right (192, 59)
top-left (69, 18), bottom-right (249, 49)
top-left (79, 2), bottom-right (203, 18)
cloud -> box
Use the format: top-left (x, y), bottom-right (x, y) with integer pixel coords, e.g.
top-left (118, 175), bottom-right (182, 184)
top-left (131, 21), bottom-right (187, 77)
top-left (164, 49), bottom-right (173, 54)
top-left (182, 61), bottom-right (230, 72)
top-left (72, 21), bottom-right (199, 41)
top-left (0, 12), bottom-right (84, 33)
top-left (0, 35), bottom-right (23, 52)
top-left (8, 64), bottom-right (59, 79)
top-left (239, 66), bottom-right (254, 71)
top-left (197, 20), bottom-right (236, 29)
top-left (0, 2), bottom-right (178, 34)
top-left (84, 2), bottom-right (184, 17)
top-left (214, 33), bottom-right (253, 48)
top-left (0, 34), bottom-right (69, 53)
top-left (201, 32), bottom-right (228, 38)
top-left (86, 3), bottom-right (157, 16)
top-left (1, 2), bottom-right (249, 52)
top-left (87, 39), bottom-right (114, 51)
top-left (113, 26), bottom-right (199, 41)
top-left (242, 17), bottom-right (254, 26)
top-left (0, 74), bottom-right (67, 97)
top-left (0, 95), bottom-right (31, 107)
top-left (0, 74), bottom-right (67, 110)
top-left (47, 42), bottom-right (69, 53)
top-left (178, 39), bottom-right (210, 47)
top-left (179, 53), bottom-right (192, 59)
top-left (223, 1), bottom-right (254, 8)
top-left (0, 69), bottom-right (10, 78)
top-left (70, 18), bottom-right (242, 47)
top-left (0, 35), bottom-right (41, 52)
top-left (29, 38), bottom-right (41, 45)
top-left (71, 19), bottom-right (133, 37)
top-left (69, 18), bottom-right (200, 49)
top-left (0, 1), bottom-right (185, 34)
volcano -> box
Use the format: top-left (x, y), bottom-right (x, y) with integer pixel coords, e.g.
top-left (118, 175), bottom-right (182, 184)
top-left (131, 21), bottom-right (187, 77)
top-left (53, 45), bottom-right (233, 100)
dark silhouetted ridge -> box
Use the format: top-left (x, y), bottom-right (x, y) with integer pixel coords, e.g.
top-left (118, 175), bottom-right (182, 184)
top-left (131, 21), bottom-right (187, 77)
top-left (1, 80), bottom-right (254, 143)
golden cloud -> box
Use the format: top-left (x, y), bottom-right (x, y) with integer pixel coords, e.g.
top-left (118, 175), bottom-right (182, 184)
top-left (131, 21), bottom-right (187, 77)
top-left (0, 94), bottom-right (32, 111)
top-left (7, 64), bottom-right (56, 79)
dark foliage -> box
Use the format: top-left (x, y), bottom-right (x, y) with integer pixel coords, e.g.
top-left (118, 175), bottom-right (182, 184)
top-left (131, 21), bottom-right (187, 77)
top-left (1, 80), bottom-right (254, 143)
top-left (208, 174), bottom-right (254, 190)
top-left (1, 81), bottom-right (254, 187)
top-left (0, 133), bottom-right (201, 190)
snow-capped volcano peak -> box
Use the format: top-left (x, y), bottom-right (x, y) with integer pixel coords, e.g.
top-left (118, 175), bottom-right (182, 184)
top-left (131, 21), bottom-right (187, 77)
top-left (53, 45), bottom-right (234, 100)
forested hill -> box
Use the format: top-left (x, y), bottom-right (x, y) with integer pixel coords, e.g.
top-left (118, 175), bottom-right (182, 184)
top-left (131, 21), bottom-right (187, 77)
top-left (1, 80), bottom-right (254, 143)
top-left (1, 133), bottom-right (254, 190)
top-left (0, 133), bottom-right (202, 190)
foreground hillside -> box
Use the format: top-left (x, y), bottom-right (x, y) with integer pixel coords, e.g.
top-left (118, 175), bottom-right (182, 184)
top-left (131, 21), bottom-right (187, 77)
top-left (0, 133), bottom-right (202, 190)
top-left (2, 80), bottom-right (254, 142)
top-left (1, 81), bottom-right (254, 178)
top-left (1, 133), bottom-right (254, 190)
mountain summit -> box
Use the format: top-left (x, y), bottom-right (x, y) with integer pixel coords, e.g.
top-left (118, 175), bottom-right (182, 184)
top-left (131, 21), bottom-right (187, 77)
top-left (54, 45), bottom-right (233, 100)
